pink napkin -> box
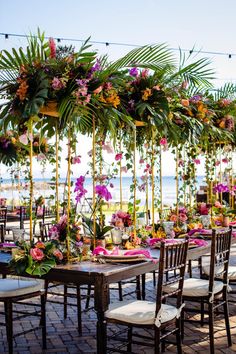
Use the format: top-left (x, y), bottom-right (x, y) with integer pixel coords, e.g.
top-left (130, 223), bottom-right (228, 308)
top-left (188, 228), bottom-right (212, 236)
top-left (148, 238), bottom-right (179, 246)
top-left (124, 249), bottom-right (157, 263)
top-left (92, 246), bottom-right (110, 256)
top-left (190, 239), bottom-right (208, 247)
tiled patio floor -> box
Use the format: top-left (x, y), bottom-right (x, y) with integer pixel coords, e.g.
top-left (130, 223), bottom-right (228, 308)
top-left (1, 244), bottom-right (236, 353)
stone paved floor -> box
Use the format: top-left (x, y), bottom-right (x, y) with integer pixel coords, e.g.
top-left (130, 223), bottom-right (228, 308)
top-left (1, 245), bottom-right (236, 353)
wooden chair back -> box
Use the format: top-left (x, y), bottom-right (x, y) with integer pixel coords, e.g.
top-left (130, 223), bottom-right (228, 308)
top-left (39, 222), bottom-right (53, 242)
top-left (156, 238), bottom-right (189, 316)
top-left (0, 207), bottom-right (7, 228)
top-left (208, 228), bottom-right (232, 294)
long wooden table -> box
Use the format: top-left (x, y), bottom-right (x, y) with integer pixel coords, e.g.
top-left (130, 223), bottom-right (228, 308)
top-left (0, 243), bottom-right (212, 353)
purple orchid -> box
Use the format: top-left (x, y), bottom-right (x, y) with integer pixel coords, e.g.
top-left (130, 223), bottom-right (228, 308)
top-left (95, 185), bottom-right (112, 201)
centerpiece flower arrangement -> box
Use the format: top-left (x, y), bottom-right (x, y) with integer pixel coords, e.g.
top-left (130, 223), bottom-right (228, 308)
top-left (110, 210), bottom-right (132, 229)
top-left (10, 240), bottom-right (64, 276)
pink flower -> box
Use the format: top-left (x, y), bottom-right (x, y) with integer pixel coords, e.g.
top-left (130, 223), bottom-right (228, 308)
top-left (178, 160), bottom-right (184, 167)
top-left (222, 158), bottom-right (229, 164)
top-left (141, 69), bottom-right (149, 77)
top-left (121, 166), bottom-right (128, 173)
top-left (215, 201), bottom-right (223, 208)
top-left (93, 85), bottom-right (103, 94)
top-left (102, 142), bottom-right (114, 154)
top-left (30, 248), bottom-right (44, 261)
top-left (179, 213), bottom-right (188, 222)
top-left (19, 133), bottom-right (28, 145)
top-left (215, 161), bottom-right (220, 166)
top-left (139, 158), bottom-right (145, 164)
top-left (110, 183), bottom-right (114, 188)
top-left (115, 153), bottom-right (123, 161)
top-left (48, 225), bottom-right (59, 240)
top-left (72, 155), bottom-right (81, 164)
top-left (53, 249), bottom-right (63, 261)
top-left (49, 38), bottom-right (56, 58)
top-left (160, 137), bottom-right (167, 145)
top-left (115, 219), bottom-right (124, 228)
top-left (52, 77), bottom-right (64, 90)
top-left (37, 153), bottom-right (46, 161)
top-left (193, 159), bottom-right (201, 165)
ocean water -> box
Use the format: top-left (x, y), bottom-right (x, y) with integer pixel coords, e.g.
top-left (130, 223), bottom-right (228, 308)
top-left (0, 176), bottom-right (205, 207)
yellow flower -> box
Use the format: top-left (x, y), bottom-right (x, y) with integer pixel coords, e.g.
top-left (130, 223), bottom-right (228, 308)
top-left (11, 137), bottom-right (16, 144)
top-left (142, 88), bottom-right (152, 101)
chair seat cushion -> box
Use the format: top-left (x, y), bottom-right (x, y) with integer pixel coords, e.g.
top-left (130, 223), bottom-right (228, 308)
top-left (202, 265), bottom-right (236, 280)
top-left (0, 278), bottom-right (44, 298)
top-left (105, 299), bottom-right (178, 325)
top-left (164, 278), bottom-right (223, 297)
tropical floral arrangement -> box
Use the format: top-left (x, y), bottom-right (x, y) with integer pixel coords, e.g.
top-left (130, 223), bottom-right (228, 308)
top-left (110, 210), bottom-right (132, 228)
top-left (10, 240), bottom-right (64, 276)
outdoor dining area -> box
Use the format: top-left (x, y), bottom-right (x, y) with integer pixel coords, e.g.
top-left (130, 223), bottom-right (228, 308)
top-left (1, 31), bottom-right (236, 353)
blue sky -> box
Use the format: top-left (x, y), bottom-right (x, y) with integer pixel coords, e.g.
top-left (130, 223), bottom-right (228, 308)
top-left (0, 0), bottom-right (235, 178)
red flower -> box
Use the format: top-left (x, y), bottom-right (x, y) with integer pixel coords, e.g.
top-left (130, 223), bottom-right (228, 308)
top-left (49, 38), bottom-right (56, 59)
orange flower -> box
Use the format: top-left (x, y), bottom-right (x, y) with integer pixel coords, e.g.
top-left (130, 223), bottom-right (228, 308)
top-left (142, 88), bottom-right (152, 101)
top-left (181, 99), bottom-right (189, 107)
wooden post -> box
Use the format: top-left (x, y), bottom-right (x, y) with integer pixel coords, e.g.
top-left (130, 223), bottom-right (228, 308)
top-left (55, 120), bottom-right (59, 222)
top-left (92, 117), bottom-right (96, 249)
top-left (29, 119), bottom-right (33, 241)
top-left (119, 137), bottom-right (123, 210)
top-left (66, 126), bottom-right (71, 260)
top-left (133, 127), bottom-right (137, 238)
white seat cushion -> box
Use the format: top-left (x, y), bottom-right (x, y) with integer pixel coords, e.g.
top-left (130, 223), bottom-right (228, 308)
top-left (105, 299), bottom-right (178, 325)
top-left (202, 265), bottom-right (236, 281)
top-left (0, 278), bottom-right (44, 298)
top-left (164, 278), bottom-right (223, 297)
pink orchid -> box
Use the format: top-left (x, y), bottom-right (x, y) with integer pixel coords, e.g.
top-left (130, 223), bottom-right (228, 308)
top-left (222, 158), bottom-right (229, 163)
top-left (193, 159), bottom-right (201, 165)
top-left (215, 161), bottom-right (220, 166)
top-left (121, 166), bottom-right (128, 173)
top-left (72, 155), bottom-right (81, 164)
top-left (139, 158), bottom-right (145, 164)
top-left (102, 142), bottom-right (114, 154)
top-left (141, 69), bottom-right (149, 77)
top-left (37, 153), bottom-right (46, 161)
top-left (19, 133), bottom-right (28, 145)
top-left (178, 160), bottom-right (184, 167)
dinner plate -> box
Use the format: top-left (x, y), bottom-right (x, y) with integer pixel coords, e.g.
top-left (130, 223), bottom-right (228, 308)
top-left (99, 254), bottom-right (147, 263)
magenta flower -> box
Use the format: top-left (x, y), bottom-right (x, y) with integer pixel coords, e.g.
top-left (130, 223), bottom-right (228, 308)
top-left (178, 160), bottom-right (184, 167)
top-left (215, 161), bottom-right (220, 166)
top-left (95, 185), bottom-right (112, 201)
top-left (129, 67), bottom-right (138, 77)
top-left (160, 137), bottom-right (167, 145)
top-left (139, 158), bottom-right (145, 164)
top-left (74, 176), bottom-right (88, 203)
top-left (115, 153), bottom-right (123, 161)
top-left (193, 159), bottom-right (201, 165)
top-left (49, 38), bottom-right (56, 59)
top-left (141, 69), bottom-right (149, 77)
top-left (222, 158), bottom-right (229, 164)
top-left (213, 183), bottom-right (229, 193)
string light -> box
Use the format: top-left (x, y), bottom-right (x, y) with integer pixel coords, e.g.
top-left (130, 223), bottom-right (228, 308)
top-left (0, 31), bottom-right (235, 59)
